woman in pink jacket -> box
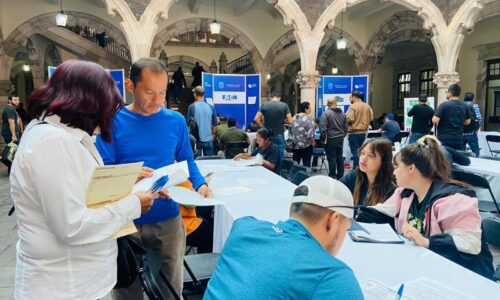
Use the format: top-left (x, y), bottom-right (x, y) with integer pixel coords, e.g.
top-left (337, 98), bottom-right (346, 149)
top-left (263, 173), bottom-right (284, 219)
top-left (357, 136), bottom-right (494, 279)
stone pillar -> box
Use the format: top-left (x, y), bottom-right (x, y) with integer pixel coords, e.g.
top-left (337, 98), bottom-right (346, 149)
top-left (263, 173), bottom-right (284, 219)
top-left (296, 71), bottom-right (320, 115)
top-left (209, 60), bottom-right (218, 74)
top-left (0, 80), bottom-right (13, 106)
top-left (433, 72), bottom-right (460, 106)
top-left (218, 52), bottom-right (227, 74)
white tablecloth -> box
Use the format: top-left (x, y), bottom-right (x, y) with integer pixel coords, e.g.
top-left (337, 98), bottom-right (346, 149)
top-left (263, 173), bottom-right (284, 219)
top-left (454, 157), bottom-right (500, 202)
top-left (195, 159), bottom-right (500, 298)
top-left (479, 131), bottom-right (500, 157)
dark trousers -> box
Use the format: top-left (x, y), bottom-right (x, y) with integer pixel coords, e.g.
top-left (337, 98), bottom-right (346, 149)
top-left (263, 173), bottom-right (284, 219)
top-left (186, 219), bottom-right (213, 254)
top-left (348, 133), bottom-right (366, 168)
top-left (441, 138), bottom-right (465, 151)
top-left (325, 136), bottom-right (344, 179)
top-left (463, 134), bottom-right (480, 157)
top-left (292, 146), bottom-right (313, 167)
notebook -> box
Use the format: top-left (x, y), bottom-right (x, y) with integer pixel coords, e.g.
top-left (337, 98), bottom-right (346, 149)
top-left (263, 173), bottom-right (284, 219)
top-left (348, 222), bottom-right (405, 244)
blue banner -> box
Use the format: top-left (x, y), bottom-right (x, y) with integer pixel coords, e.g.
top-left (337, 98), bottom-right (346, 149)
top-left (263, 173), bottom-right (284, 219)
top-left (203, 73), bottom-right (260, 129)
top-left (48, 66), bottom-right (126, 100)
top-left (316, 75), bottom-right (369, 118)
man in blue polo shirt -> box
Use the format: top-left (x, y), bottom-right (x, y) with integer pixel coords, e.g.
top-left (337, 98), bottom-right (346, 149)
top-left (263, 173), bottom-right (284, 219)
top-left (96, 58), bottom-right (210, 299)
top-left (204, 176), bottom-right (363, 299)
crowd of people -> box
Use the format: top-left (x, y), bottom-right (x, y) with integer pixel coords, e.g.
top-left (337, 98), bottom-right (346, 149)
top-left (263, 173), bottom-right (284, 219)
top-left (1, 57), bottom-right (496, 299)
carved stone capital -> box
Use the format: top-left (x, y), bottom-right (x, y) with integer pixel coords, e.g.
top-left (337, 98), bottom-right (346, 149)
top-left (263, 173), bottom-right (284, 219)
top-left (296, 71), bottom-right (320, 89)
top-left (433, 72), bottom-right (460, 88)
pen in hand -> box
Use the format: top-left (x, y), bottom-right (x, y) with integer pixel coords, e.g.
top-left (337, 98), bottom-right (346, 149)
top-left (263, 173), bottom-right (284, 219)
top-left (394, 283), bottom-right (404, 300)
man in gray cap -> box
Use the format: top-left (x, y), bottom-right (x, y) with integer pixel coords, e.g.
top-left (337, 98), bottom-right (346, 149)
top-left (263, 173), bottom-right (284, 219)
top-left (204, 176), bottom-right (363, 299)
top-left (187, 85), bottom-right (218, 156)
top-left (254, 91), bottom-right (293, 172)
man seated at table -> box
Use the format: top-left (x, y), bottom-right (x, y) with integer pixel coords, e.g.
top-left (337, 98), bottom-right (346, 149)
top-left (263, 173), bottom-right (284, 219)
top-left (234, 128), bottom-right (280, 173)
top-left (219, 117), bottom-right (250, 159)
top-left (377, 113), bottom-right (400, 143)
top-left (203, 176), bottom-right (363, 299)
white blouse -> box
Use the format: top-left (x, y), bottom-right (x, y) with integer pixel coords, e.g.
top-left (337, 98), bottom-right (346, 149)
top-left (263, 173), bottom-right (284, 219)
top-left (10, 115), bottom-right (141, 300)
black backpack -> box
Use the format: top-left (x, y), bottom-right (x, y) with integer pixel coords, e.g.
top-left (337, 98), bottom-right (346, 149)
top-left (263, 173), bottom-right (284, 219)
top-left (188, 103), bottom-right (200, 141)
top-left (466, 104), bottom-right (479, 131)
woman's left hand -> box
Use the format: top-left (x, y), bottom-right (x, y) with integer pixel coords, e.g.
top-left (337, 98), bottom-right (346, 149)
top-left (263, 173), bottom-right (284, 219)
top-left (402, 223), bottom-right (429, 248)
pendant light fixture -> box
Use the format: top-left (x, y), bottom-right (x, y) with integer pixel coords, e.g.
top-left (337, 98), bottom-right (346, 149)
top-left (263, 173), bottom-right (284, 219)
top-left (56, 0), bottom-right (68, 27)
top-left (210, 0), bottom-right (221, 35)
top-left (336, 11), bottom-right (347, 50)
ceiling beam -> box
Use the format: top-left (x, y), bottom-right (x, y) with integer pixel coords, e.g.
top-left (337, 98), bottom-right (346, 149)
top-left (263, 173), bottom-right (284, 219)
top-left (188, 0), bottom-right (205, 14)
top-left (234, 0), bottom-right (256, 17)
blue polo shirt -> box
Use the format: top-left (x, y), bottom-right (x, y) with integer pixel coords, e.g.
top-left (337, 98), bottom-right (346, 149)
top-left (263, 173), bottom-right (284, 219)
top-left (204, 217), bottom-right (363, 300)
top-left (96, 107), bottom-right (206, 225)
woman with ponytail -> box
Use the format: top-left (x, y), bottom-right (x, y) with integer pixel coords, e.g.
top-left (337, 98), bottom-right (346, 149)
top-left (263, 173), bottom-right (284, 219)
top-left (356, 135), bottom-right (494, 279)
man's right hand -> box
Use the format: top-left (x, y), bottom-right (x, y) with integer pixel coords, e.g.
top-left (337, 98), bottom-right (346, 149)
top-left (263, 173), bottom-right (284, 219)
top-left (135, 191), bottom-right (158, 214)
top-left (12, 137), bottom-right (17, 144)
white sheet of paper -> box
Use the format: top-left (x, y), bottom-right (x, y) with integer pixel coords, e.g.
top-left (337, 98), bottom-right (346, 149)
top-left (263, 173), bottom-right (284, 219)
top-left (206, 98), bottom-right (214, 106)
top-left (168, 186), bottom-right (225, 206)
top-left (232, 153), bottom-right (263, 167)
top-left (401, 277), bottom-right (475, 300)
top-left (133, 161), bottom-right (189, 193)
top-left (248, 96), bottom-right (257, 105)
top-left (213, 186), bottom-right (252, 197)
top-left (237, 178), bottom-right (267, 185)
top-left (360, 279), bottom-right (410, 300)
top-left (349, 223), bottom-right (404, 243)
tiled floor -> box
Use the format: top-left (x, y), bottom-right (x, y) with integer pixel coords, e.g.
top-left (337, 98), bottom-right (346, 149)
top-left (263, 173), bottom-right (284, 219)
top-left (0, 163), bottom-right (498, 299)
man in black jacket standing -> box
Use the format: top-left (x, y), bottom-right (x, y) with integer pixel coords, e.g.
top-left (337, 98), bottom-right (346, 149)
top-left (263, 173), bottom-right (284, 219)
top-left (407, 94), bottom-right (435, 144)
top-left (320, 98), bottom-right (348, 179)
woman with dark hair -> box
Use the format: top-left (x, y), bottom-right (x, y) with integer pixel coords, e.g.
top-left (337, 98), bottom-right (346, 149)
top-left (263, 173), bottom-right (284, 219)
top-left (290, 101), bottom-right (315, 167)
top-left (234, 128), bottom-right (280, 173)
top-left (340, 138), bottom-right (396, 206)
top-left (10, 60), bottom-right (157, 299)
top-left (357, 136), bottom-right (494, 279)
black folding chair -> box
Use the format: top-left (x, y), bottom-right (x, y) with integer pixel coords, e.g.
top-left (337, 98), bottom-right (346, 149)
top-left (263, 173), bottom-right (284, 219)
top-left (367, 132), bottom-right (381, 138)
top-left (291, 170), bottom-right (311, 185)
top-left (280, 159), bottom-right (295, 179)
top-left (311, 147), bottom-right (328, 173)
top-left (183, 253), bottom-right (220, 299)
top-left (195, 155), bottom-right (223, 160)
top-left (451, 170), bottom-right (500, 214)
top-left (224, 141), bottom-right (249, 159)
top-left (395, 131), bottom-right (410, 144)
top-left (485, 135), bottom-right (500, 156)
top-left (288, 164), bottom-right (308, 181)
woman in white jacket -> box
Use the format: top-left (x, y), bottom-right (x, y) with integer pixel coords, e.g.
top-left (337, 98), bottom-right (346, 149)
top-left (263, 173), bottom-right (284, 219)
top-left (10, 60), bottom-right (159, 299)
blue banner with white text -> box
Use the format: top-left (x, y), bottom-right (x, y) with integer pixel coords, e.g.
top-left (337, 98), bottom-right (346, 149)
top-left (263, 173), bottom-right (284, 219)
top-left (316, 75), bottom-right (369, 118)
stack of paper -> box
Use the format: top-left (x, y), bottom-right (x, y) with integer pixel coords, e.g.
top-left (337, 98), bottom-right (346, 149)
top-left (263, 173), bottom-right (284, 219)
top-left (133, 161), bottom-right (189, 193)
top-left (232, 153), bottom-right (264, 167)
top-left (168, 186), bottom-right (225, 206)
top-left (348, 222), bottom-right (404, 244)
top-left (86, 162), bottom-right (144, 239)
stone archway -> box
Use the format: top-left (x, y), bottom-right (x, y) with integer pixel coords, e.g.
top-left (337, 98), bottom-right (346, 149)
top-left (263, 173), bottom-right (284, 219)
top-left (151, 18), bottom-right (264, 74)
top-left (166, 55), bottom-right (210, 72)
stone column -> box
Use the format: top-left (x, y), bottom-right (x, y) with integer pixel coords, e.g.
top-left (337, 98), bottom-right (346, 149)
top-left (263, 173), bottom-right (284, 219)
top-left (296, 71), bottom-right (320, 115)
top-left (209, 60), bottom-right (218, 74)
top-left (433, 72), bottom-right (460, 106)
top-left (158, 50), bottom-right (168, 69)
top-left (218, 52), bottom-right (227, 74)
top-left (0, 80), bottom-right (13, 106)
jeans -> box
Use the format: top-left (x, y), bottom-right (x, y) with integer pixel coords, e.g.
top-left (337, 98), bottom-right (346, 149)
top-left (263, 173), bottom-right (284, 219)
top-left (325, 136), bottom-right (344, 179)
top-left (408, 132), bottom-right (426, 144)
top-left (196, 140), bottom-right (214, 157)
top-left (292, 146), bottom-right (313, 167)
top-left (271, 135), bottom-right (285, 173)
top-left (463, 134), bottom-right (480, 157)
top-left (112, 215), bottom-right (186, 300)
top-left (348, 133), bottom-right (367, 168)
top-left (440, 138), bottom-right (465, 151)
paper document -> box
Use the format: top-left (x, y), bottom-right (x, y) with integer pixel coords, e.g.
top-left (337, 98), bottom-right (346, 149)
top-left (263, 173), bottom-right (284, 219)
top-left (248, 96), bottom-right (257, 105)
top-left (360, 279), bottom-right (411, 300)
top-left (348, 222), bottom-right (404, 244)
top-left (133, 161), bottom-right (189, 193)
top-left (402, 277), bottom-right (475, 300)
top-left (168, 186), bottom-right (225, 206)
top-left (213, 186), bottom-right (252, 197)
top-left (232, 153), bottom-right (263, 167)
top-left (85, 162), bottom-right (143, 239)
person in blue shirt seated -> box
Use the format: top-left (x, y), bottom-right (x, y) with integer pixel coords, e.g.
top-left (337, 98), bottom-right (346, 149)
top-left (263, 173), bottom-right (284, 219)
top-left (233, 128), bottom-right (280, 173)
top-left (377, 113), bottom-right (401, 143)
top-left (203, 176), bottom-right (363, 300)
